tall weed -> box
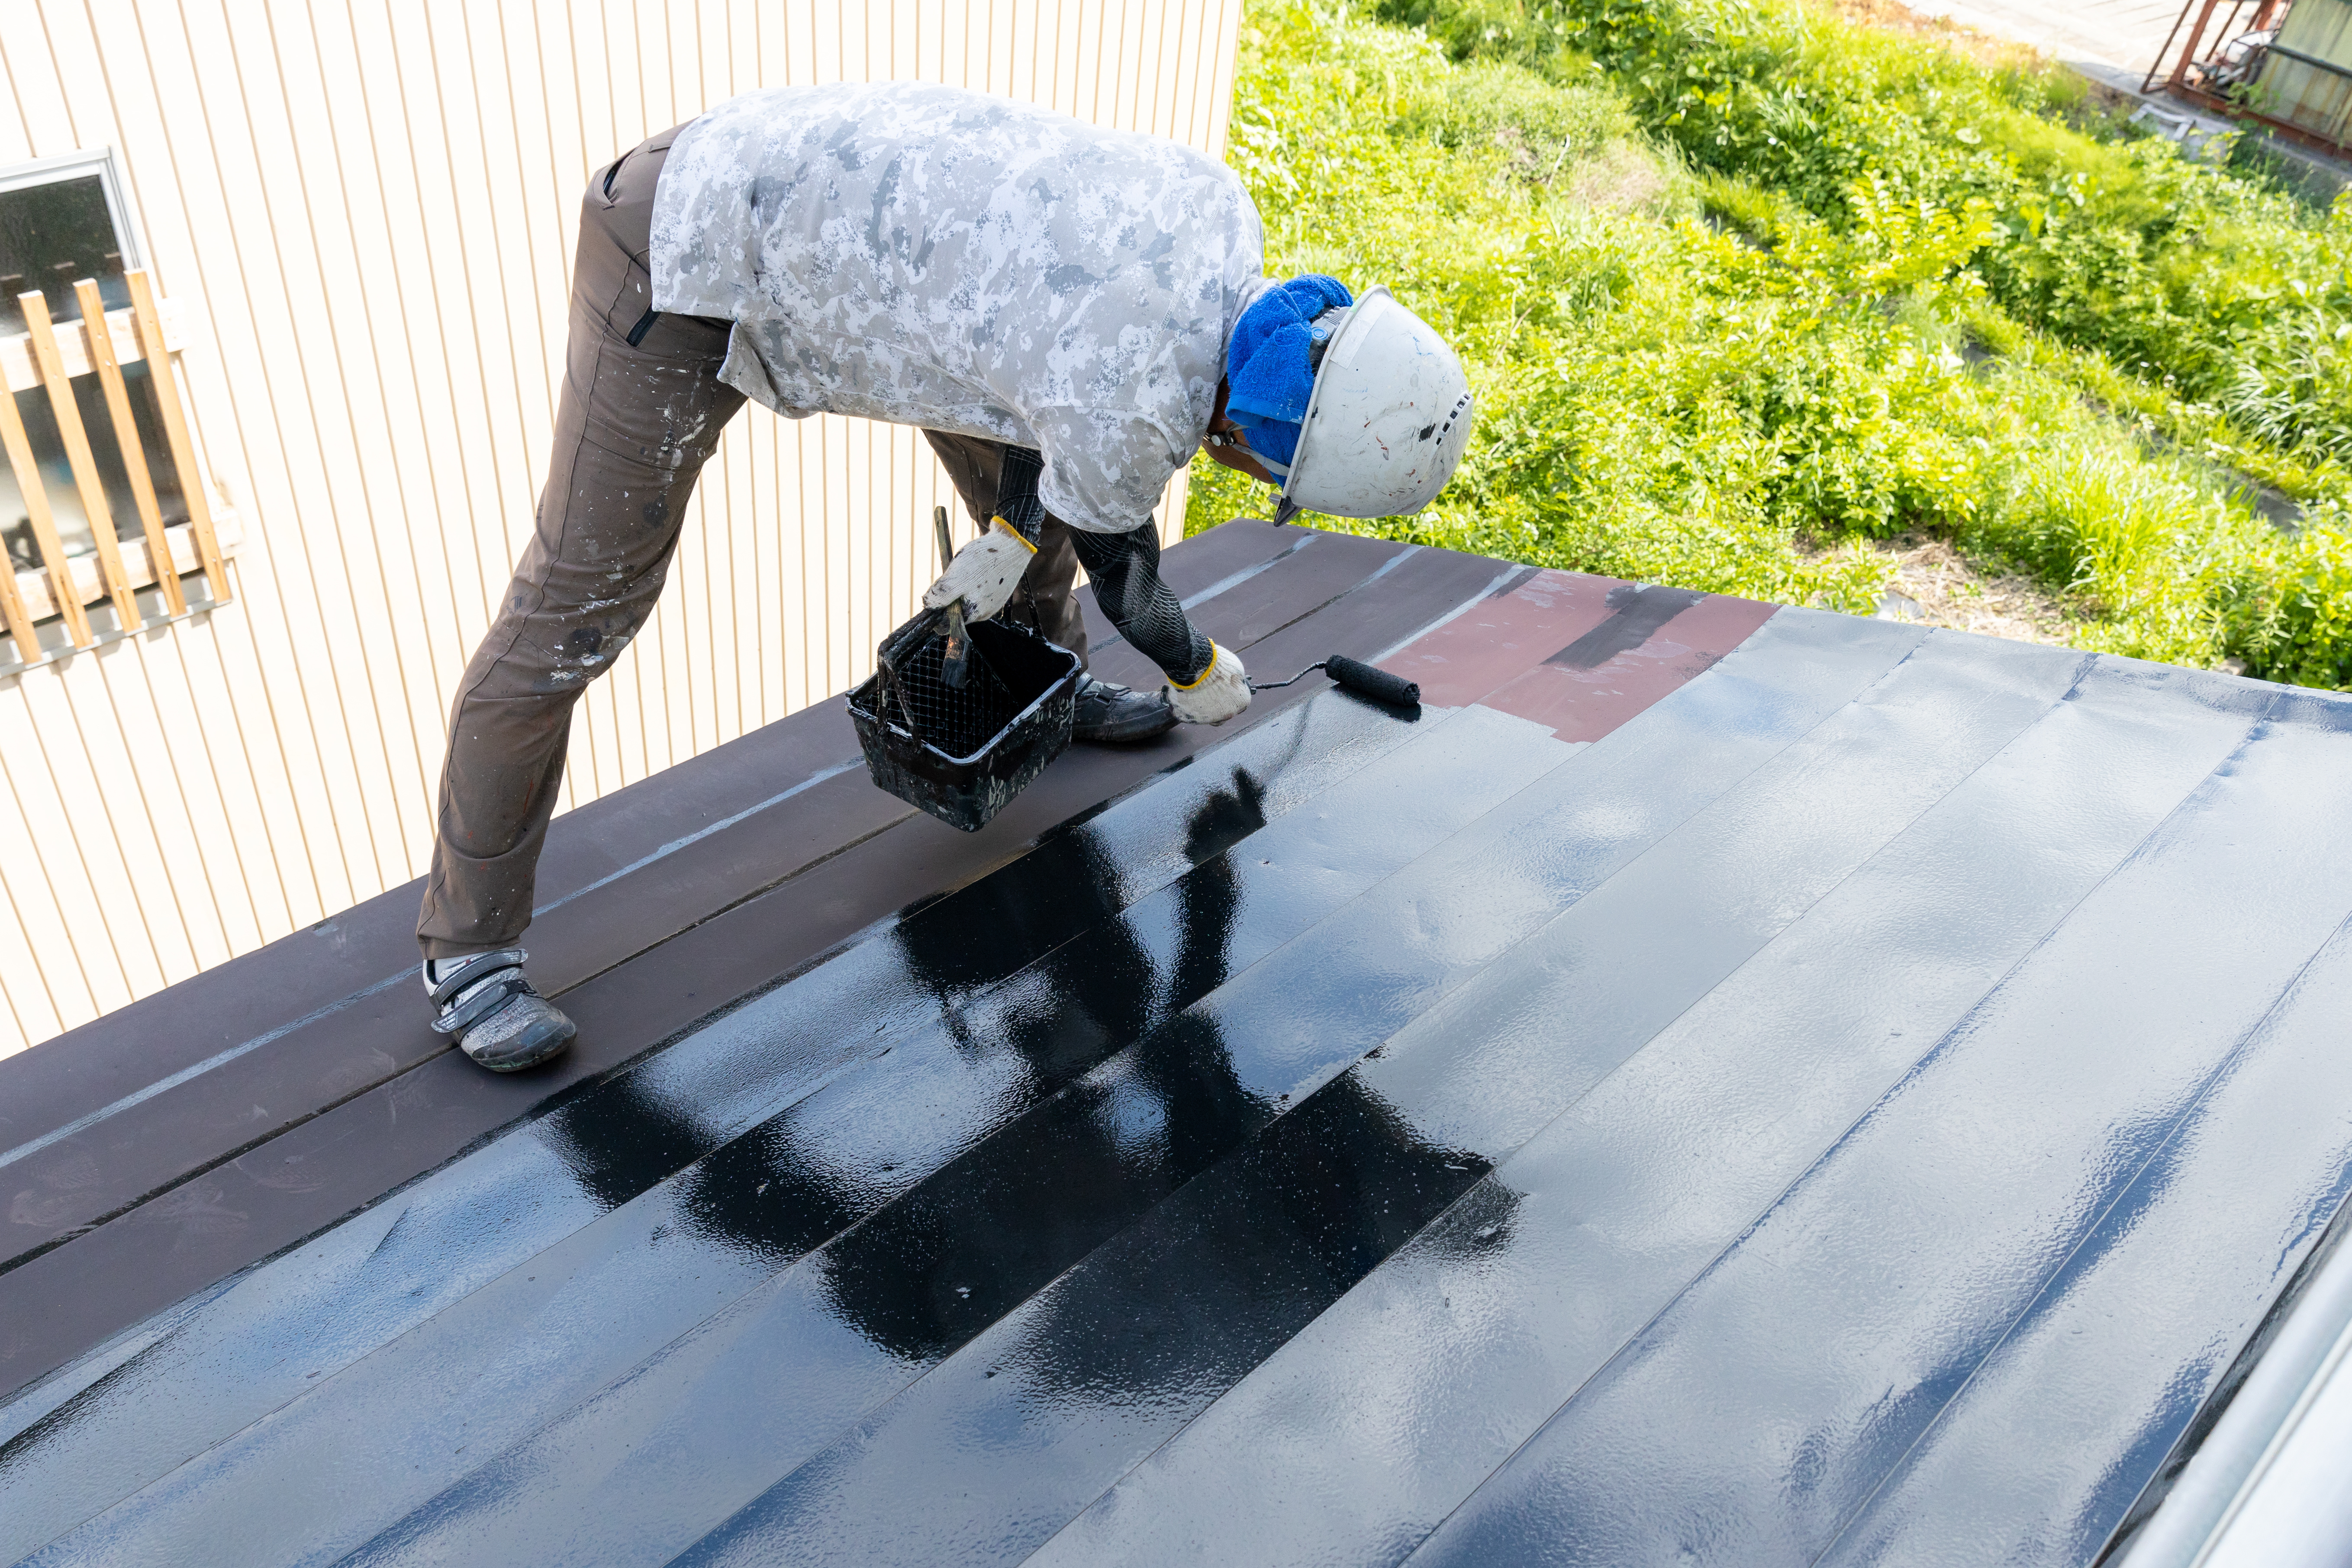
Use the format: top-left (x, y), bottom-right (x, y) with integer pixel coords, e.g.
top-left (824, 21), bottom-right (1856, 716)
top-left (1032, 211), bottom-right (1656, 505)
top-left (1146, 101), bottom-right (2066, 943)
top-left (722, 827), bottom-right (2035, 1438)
top-left (1402, 0), bottom-right (2352, 473)
top-left (1194, 0), bottom-right (2352, 686)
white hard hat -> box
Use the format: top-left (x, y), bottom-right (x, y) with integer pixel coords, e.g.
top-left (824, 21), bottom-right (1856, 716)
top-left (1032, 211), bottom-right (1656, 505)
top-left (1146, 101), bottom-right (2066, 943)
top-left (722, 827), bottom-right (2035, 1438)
top-left (1276, 287), bottom-right (1474, 522)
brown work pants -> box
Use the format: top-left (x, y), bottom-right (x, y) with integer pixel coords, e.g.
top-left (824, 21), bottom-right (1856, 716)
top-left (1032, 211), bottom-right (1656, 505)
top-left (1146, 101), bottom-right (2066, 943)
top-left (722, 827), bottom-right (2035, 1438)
top-left (417, 129), bottom-right (1089, 958)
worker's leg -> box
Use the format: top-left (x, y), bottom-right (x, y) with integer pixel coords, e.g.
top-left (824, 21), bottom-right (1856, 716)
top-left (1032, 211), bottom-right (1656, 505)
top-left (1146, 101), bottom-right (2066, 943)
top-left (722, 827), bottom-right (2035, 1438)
top-left (418, 127), bottom-right (745, 964)
top-left (1016, 521), bottom-right (1089, 662)
top-left (921, 431), bottom-right (1089, 663)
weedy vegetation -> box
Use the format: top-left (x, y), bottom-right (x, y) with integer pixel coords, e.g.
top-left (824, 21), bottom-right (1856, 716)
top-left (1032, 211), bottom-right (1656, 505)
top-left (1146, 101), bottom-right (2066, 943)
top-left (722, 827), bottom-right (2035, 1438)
top-left (1188, 0), bottom-right (2352, 687)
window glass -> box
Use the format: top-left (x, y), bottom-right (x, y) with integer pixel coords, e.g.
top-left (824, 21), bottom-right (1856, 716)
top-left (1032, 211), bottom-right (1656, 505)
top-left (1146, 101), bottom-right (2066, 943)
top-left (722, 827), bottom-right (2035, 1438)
top-left (0, 173), bottom-right (127, 331)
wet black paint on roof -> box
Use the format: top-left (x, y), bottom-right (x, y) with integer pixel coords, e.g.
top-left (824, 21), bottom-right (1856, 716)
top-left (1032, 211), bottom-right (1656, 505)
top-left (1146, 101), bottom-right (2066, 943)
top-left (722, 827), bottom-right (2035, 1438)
top-left (3, 522), bottom-right (2349, 1565)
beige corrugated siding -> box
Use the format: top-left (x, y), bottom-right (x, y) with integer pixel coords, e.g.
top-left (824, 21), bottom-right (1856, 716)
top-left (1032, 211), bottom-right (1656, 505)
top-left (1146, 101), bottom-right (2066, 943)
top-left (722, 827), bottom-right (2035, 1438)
top-left (0, 0), bottom-right (1244, 1055)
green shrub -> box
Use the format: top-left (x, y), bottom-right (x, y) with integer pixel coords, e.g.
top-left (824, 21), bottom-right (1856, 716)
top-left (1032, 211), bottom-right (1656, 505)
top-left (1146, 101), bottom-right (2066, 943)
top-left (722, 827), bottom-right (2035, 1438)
top-left (2239, 528), bottom-right (2352, 688)
top-left (1418, 0), bottom-right (2352, 475)
top-left (1189, 0), bottom-right (2352, 688)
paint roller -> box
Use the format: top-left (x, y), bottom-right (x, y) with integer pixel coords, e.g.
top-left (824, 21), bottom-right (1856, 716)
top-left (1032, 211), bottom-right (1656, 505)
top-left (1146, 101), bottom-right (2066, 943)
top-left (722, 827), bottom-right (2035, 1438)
top-left (1251, 655), bottom-right (1420, 708)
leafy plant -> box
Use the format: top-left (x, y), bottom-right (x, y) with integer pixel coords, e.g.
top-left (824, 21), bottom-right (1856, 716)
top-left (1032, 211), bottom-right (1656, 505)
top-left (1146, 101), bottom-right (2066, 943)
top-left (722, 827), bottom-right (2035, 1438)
top-left (1189, 0), bottom-right (2352, 688)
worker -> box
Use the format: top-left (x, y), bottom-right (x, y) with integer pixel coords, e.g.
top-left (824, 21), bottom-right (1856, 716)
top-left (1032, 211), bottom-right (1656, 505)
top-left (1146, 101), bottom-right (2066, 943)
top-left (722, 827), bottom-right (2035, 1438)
top-left (417, 81), bottom-right (1475, 1071)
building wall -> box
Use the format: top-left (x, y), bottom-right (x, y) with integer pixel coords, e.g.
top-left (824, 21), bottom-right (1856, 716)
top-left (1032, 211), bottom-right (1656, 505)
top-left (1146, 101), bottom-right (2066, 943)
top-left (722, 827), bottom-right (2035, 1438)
top-left (0, 0), bottom-right (1243, 1055)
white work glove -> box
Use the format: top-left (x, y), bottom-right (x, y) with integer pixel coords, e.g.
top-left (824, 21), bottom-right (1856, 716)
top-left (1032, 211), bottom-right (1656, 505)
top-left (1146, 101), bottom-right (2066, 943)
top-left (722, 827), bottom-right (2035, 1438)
top-left (922, 518), bottom-right (1036, 622)
top-left (1166, 641), bottom-right (1250, 725)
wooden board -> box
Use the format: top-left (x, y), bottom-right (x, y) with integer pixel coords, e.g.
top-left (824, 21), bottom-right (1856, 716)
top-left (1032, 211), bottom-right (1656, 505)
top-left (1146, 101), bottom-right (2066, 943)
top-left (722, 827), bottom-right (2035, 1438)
top-left (0, 298), bottom-right (187, 393)
top-left (125, 271), bottom-right (229, 606)
top-left (20, 291), bottom-right (140, 630)
top-left (0, 356), bottom-right (94, 648)
top-left (74, 279), bottom-right (185, 616)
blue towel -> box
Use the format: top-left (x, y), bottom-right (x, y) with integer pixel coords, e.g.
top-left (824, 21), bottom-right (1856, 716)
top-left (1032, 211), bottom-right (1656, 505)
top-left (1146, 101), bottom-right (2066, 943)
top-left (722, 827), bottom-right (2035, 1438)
top-left (1225, 274), bottom-right (1352, 469)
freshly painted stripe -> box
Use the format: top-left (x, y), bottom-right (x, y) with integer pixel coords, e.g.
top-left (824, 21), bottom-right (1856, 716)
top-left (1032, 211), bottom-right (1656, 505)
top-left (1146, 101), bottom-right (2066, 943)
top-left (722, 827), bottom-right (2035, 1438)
top-left (1816, 909), bottom-right (2352, 1565)
top-left (1031, 653), bottom-right (2263, 1568)
top-left (44, 707), bottom-right (1572, 1568)
top-left (662, 620), bottom-right (2103, 1568)
top-left (0, 697), bottom-right (1451, 1557)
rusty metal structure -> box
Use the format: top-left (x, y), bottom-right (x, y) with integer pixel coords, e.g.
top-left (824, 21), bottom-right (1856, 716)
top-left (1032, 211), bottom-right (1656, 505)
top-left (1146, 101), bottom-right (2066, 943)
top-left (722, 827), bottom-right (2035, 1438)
top-left (2147, 0), bottom-right (2352, 155)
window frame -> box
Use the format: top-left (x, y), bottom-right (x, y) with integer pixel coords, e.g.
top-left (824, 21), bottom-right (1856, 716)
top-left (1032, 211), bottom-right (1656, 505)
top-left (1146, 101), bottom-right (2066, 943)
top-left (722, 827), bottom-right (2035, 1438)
top-left (0, 145), bottom-right (149, 281)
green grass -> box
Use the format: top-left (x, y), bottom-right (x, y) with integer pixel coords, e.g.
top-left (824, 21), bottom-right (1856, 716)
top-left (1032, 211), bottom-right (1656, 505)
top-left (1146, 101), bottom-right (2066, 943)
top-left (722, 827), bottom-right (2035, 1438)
top-left (1188, 0), bottom-right (2352, 688)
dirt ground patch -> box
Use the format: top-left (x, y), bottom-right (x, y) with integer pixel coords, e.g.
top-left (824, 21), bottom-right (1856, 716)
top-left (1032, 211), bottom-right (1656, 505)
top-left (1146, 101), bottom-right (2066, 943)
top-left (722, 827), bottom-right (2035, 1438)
top-left (1862, 534), bottom-right (2078, 646)
top-left (1564, 141), bottom-right (1672, 213)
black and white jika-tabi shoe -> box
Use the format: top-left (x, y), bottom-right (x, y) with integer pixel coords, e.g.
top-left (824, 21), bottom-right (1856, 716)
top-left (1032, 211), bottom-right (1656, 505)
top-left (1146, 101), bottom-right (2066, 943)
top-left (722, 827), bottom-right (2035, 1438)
top-left (424, 949), bottom-right (576, 1072)
top-left (1070, 673), bottom-right (1176, 744)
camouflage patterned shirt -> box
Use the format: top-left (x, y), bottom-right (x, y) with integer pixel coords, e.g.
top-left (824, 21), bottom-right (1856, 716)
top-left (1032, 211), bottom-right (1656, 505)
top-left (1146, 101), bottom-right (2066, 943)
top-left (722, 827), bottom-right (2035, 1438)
top-left (650, 82), bottom-right (1267, 534)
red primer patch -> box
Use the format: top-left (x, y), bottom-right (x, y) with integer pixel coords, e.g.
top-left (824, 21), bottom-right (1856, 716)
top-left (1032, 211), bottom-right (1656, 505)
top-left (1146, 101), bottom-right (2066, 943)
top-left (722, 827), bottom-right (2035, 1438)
top-left (1476, 592), bottom-right (1779, 741)
top-left (1382, 569), bottom-right (1625, 709)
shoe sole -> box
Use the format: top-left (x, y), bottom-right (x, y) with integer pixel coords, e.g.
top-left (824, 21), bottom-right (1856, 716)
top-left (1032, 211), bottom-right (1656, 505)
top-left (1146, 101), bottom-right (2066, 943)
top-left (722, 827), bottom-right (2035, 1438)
top-left (1072, 708), bottom-right (1179, 744)
top-left (467, 1017), bottom-right (577, 1073)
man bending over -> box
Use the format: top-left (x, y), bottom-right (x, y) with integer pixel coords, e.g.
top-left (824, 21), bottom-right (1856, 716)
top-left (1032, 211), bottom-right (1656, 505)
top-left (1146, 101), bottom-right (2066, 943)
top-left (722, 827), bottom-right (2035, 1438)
top-left (417, 82), bottom-right (1472, 1070)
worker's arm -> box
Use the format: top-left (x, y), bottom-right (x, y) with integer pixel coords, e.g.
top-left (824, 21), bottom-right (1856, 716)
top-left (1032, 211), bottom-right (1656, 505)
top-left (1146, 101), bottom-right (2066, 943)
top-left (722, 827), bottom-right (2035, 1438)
top-left (922, 446), bottom-right (1050, 622)
top-left (1017, 435), bottom-right (1249, 723)
top-left (1067, 524), bottom-right (1248, 724)
top-left (925, 441), bottom-right (1248, 722)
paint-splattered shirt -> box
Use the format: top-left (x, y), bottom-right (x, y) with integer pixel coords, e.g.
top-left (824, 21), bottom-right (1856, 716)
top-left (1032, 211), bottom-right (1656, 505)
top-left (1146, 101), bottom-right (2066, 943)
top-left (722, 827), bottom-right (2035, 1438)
top-left (649, 82), bottom-right (1266, 534)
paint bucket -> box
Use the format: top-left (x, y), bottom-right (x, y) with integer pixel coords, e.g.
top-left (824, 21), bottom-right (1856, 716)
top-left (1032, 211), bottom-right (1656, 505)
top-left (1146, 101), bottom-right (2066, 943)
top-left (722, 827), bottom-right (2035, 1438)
top-left (849, 607), bottom-right (1081, 832)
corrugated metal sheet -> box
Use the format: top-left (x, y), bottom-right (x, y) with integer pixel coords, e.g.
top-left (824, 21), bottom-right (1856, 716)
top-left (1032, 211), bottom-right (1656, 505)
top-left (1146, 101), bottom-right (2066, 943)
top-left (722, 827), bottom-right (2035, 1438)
top-left (0, 0), bottom-right (1242, 1056)
top-left (10, 528), bottom-right (2352, 1564)
top-left (2256, 0), bottom-right (2352, 143)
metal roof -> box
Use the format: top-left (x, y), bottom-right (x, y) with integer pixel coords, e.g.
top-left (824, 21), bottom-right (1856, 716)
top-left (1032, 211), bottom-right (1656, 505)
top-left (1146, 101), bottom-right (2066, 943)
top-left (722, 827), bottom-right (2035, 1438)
top-left (3, 520), bottom-right (2349, 1565)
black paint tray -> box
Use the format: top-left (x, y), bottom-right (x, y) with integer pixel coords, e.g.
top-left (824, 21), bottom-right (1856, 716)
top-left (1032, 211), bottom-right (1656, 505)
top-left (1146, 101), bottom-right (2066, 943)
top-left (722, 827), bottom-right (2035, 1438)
top-left (849, 607), bottom-right (1081, 832)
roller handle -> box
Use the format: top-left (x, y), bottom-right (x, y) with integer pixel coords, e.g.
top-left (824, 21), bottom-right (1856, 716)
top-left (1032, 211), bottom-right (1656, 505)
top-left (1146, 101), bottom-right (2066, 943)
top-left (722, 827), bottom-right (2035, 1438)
top-left (1252, 655), bottom-right (1420, 707)
top-left (1325, 654), bottom-right (1420, 707)
top-left (931, 505), bottom-right (957, 570)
